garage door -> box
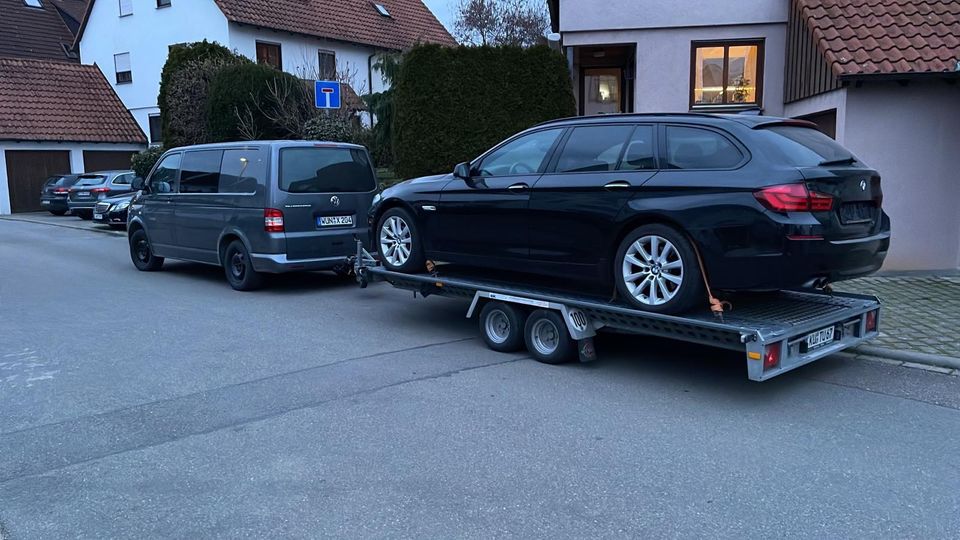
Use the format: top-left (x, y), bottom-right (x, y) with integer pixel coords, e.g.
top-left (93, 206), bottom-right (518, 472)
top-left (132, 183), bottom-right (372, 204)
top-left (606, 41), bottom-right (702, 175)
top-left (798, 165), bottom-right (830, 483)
top-left (83, 150), bottom-right (138, 173)
top-left (4, 150), bottom-right (71, 213)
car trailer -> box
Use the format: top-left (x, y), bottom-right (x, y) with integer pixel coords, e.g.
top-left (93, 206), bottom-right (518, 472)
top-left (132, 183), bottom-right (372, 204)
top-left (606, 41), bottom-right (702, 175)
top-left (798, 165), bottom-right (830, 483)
top-left (352, 243), bottom-right (881, 382)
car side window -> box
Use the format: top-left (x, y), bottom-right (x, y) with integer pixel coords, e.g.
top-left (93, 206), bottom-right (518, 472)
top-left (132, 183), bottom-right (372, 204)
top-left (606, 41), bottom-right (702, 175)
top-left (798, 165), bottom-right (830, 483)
top-left (619, 125), bottom-right (657, 171)
top-left (179, 150), bottom-right (223, 194)
top-left (554, 125), bottom-right (633, 173)
top-left (113, 173), bottom-right (133, 186)
top-left (476, 129), bottom-right (562, 177)
top-left (219, 148), bottom-right (265, 194)
top-left (148, 153), bottom-right (181, 193)
top-left (664, 126), bottom-right (743, 170)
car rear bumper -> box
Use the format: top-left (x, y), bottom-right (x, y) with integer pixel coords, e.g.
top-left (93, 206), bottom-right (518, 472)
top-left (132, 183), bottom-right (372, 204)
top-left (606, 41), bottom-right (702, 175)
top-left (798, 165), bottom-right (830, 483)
top-left (40, 197), bottom-right (68, 211)
top-left (249, 252), bottom-right (349, 273)
top-left (68, 200), bottom-right (98, 210)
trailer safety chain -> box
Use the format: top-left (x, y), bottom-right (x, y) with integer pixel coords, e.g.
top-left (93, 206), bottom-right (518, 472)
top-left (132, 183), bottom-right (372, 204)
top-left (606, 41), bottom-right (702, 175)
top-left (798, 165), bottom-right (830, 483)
top-left (688, 234), bottom-right (732, 319)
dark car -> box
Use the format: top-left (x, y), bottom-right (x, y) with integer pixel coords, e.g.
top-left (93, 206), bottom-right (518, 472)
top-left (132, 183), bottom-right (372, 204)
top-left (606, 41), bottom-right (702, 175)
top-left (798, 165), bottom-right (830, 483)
top-left (369, 113), bottom-right (890, 314)
top-left (39, 174), bottom-right (81, 215)
top-left (92, 191), bottom-right (136, 229)
top-left (68, 170), bottom-right (137, 219)
top-left (127, 141), bottom-right (377, 290)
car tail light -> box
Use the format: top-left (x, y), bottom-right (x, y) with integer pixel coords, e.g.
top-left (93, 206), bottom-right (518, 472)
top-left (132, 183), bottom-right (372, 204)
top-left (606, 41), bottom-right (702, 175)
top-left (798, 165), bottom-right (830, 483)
top-left (53, 187), bottom-right (69, 194)
top-left (90, 187), bottom-right (111, 193)
top-left (865, 309), bottom-right (878, 333)
top-left (763, 342), bottom-right (781, 371)
top-left (755, 184), bottom-right (834, 213)
top-left (264, 208), bottom-right (284, 232)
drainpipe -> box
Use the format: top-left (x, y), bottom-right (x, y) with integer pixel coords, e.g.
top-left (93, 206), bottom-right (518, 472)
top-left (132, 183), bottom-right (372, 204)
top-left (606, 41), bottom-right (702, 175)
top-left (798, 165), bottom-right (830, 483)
top-left (367, 52), bottom-right (377, 127)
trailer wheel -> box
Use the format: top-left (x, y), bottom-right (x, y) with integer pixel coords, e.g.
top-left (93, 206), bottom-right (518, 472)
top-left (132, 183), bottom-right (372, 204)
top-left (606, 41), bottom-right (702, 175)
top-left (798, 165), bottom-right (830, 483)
top-left (524, 310), bottom-right (575, 365)
top-left (479, 301), bottom-right (526, 352)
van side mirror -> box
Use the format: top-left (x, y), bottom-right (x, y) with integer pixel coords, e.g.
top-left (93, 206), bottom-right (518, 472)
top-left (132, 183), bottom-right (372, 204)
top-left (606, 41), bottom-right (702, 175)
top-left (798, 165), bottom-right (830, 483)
top-left (131, 176), bottom-right (145, 191)
top-left (453, 162), bottom-right (472, 180)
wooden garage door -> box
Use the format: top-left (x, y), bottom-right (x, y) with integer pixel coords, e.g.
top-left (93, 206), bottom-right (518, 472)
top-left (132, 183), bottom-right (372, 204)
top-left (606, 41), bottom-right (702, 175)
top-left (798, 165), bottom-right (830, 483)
top-left (5, 150), bottom-right (71, 213)
top-left (83, 150), bottom-right (137, 173)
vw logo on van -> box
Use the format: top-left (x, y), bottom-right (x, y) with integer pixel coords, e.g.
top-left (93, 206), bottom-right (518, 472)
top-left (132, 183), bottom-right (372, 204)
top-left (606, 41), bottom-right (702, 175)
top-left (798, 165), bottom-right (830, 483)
top-left (330, 196), bottom-right (341, 207)
top-left (859, 179), bottom-right (867, 191)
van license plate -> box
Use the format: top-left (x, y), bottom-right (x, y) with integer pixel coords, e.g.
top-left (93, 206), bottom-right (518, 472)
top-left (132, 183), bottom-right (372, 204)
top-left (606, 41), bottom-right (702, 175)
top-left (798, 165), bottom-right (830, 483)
top-left (318, 215), bottom-right (353, 227)
top-left (805, 326), bottom-right (835, 351)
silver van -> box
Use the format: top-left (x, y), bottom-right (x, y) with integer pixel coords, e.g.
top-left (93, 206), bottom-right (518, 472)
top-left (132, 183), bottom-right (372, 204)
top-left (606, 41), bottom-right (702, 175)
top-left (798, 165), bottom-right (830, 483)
top-left (127, 141), bottom-right (377, 290)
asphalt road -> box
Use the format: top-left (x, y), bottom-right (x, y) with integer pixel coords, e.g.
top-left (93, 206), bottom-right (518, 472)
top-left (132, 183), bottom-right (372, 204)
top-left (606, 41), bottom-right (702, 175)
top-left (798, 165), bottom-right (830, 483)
top-left (1, 219), bottom-right (958, 539)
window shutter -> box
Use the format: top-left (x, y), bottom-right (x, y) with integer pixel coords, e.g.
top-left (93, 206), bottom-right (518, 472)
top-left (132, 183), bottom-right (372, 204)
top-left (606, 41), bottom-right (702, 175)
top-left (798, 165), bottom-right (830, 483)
top-left (114, 52), bottom-right (131, 72)
top-left (119, 0), bottom-right (133, 16)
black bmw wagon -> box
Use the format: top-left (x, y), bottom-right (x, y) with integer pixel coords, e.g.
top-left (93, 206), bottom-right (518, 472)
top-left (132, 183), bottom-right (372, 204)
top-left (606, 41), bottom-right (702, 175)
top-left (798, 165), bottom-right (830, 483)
top-left (370, 113), bottom-right (890, 314)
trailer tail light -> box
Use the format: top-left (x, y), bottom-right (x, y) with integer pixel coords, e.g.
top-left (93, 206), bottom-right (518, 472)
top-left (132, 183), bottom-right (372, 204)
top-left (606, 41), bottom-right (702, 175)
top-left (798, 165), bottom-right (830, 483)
top-left (264, 208), bottom-right (285, 232)
top-left (755, 184), bottom-right (834, 213)
top-left (763, 343), bottom-right (781, 371)
top-left (865, 309), bottom-right (878, 333)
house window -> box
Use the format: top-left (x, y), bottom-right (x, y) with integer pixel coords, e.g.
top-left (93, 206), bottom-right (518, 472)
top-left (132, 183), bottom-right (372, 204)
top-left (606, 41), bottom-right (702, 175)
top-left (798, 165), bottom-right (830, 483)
top-left (256, 42), bottom-right (282, 69)
top-left (318, 50), bottom-right (336, 80)
top-left (690, 40), bottom-right (763, 108)
top-left (114, 52), bottom-right (132, 84)
top-left (157, 0), bottom-right (171, 7)
top-left (148, 114), bottom-right (162, 144)
top-left (24, 0), bottom-right (43, 8)
top-left (119, 0), bottom-right (133, 16)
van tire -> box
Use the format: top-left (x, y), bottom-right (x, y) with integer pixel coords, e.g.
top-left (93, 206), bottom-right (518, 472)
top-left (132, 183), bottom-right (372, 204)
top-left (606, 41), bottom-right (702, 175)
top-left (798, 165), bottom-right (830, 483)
top-left (223, 240), bottom-right (264, 291)
top-left (130, 229), bottom-right (163, 271)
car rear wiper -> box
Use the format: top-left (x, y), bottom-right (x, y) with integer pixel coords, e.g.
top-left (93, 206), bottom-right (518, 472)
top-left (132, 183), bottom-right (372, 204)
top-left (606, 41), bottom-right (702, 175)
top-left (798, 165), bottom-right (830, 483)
top-left (819, 157), bottom-right (856, 166)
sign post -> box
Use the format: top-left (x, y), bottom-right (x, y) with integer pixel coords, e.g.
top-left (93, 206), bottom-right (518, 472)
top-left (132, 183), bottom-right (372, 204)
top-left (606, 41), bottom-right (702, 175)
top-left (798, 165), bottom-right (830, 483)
top-left (314, 80), bottom-right (342, 110)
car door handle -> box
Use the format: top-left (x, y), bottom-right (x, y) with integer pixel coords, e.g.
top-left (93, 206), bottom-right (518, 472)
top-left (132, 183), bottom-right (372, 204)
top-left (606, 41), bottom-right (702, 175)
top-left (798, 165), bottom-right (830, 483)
top-left (604, 180), bottom-right (632, 190)
top-left (507, 183), bottom-right (529, 192)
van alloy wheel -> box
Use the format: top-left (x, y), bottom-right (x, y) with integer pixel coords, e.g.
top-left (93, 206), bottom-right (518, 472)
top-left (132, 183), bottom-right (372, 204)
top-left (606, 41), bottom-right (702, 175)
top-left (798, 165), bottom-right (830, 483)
top-left (622, 235), bottom-right (684, 306)
top-left (380, 215), bottom-right (412, 267)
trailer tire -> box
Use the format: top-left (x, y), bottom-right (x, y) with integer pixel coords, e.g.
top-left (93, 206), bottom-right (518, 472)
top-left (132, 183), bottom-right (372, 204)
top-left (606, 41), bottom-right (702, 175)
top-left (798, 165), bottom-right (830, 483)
top-left (524, 310), bottom-right (575, 365)
top-left (479, 301), bottom-right (526, 353)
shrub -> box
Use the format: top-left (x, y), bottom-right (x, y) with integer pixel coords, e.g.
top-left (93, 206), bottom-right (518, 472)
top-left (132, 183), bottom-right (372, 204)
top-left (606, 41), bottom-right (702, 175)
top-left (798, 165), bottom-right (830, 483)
top-left (303, 114), bottom-right (369, 146)
top-left (164, 56), bottom-right (244, 147)
top-left (158, 41), bottom-right (244, 145)
top-left (392, 44), bottom-right (575, 178)
top-left (131, 146), bottom-right (165, 179)
top-left (206, 63), bottom-right (313, 142)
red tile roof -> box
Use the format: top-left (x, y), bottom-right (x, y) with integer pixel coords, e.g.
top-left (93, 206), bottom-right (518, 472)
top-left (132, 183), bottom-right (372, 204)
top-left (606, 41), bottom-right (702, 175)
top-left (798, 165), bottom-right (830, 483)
top-left (0, 58), bottom-right (147, 144)
top-left (798, 0), bottom-right (960, 77)
top-left (213, 0), bottom-right (457, 50)
top-left (0, 0), bottom-right (77, 62)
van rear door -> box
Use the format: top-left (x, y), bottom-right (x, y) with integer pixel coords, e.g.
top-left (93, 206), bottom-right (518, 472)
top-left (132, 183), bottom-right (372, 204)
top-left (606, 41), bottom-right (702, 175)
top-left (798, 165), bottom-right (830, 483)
top-left (274, 145), bottom-right (378, 261)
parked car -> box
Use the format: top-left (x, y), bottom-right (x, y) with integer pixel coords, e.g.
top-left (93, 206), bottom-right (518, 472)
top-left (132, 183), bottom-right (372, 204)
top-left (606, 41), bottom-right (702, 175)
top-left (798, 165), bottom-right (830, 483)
top-left (128, 141), bottom-right (377, 290)
top-left (369, 113), bottom-right (891, 314)
top-left (39, 174), bottom-right (81, 215)
top-left (92, 191), bottom-right (136, 229)
top-left (68, 170), bottom-right (137, 219)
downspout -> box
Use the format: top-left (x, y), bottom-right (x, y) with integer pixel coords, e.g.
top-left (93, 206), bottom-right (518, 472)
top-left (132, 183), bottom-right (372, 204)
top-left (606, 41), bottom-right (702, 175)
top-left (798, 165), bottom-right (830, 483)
top-left (367, 52), bottom-right (377, 127)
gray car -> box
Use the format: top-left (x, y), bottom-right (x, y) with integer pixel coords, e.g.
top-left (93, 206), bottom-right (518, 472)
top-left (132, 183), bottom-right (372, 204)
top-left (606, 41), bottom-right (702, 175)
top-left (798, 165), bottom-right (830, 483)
top-left (127, 141), bottom-right (378, 290)
top-left (68, 170), bottom-right (137, 219)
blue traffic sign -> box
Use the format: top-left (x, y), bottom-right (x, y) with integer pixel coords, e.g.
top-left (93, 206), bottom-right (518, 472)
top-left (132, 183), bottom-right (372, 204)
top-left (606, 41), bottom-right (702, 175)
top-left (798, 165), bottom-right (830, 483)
top-left (314, 80), bottom-right (342, 109)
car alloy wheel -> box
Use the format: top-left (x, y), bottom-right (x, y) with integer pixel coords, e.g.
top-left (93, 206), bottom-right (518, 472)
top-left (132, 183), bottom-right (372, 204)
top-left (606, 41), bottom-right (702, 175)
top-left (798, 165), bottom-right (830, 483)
top-left (380, 215), bottom-right (413, 267)
top-left (622, 234), bottom-right (684, 306)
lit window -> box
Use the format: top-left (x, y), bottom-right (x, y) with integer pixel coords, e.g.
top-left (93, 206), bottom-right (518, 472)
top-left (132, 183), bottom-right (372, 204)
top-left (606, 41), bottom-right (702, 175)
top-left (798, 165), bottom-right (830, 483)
top-left (691, 40), bottom-right (763, 108)
top-left (24, 0), bottom-right (43, 8)
top-left (372, 3), bottom-right (390, 16)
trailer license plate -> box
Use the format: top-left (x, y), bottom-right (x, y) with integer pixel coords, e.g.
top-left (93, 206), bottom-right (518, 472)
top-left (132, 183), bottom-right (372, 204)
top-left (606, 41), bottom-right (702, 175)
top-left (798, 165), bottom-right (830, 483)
top-left (318, 215), bottom-right (353, 227)
top-left (805, 326), bottom-right (835, 350)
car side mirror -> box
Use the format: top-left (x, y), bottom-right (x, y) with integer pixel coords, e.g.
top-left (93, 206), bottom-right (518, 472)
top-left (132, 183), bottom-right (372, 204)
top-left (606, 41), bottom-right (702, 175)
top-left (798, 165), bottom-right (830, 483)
top-left (453, 162), bottom-right (472, 180)
top-left (131, 176), bottom-right (145, 191)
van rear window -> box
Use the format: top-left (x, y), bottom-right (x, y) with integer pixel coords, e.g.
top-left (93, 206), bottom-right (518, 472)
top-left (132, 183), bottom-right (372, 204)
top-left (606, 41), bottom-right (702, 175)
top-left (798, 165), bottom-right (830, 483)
top-left (279, 147), bottom-right (376, 193)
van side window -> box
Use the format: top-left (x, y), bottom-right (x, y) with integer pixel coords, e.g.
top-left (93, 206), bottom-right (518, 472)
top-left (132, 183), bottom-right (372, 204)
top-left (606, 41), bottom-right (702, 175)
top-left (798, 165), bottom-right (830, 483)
top-left (219, 149), bottom-right (265, 194)
top-left (179, 150), bottom-right (223, 194)
top-left (148, 153), bottom-right (181, 193)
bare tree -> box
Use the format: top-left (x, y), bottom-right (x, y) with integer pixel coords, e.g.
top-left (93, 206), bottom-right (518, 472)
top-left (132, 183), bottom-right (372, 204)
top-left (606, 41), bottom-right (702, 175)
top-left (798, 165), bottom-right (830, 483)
top-left (454, 0), bottom-right (549, 47)
top-left (454, 0), bottom-right (500, 46)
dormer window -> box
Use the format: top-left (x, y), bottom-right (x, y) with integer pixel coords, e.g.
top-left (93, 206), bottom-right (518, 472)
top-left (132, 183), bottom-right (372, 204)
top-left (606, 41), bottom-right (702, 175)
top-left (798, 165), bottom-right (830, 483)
top-left (372, 3), bottom-right (390, 17)
top-left (24, 0), bottom-right (42, 7)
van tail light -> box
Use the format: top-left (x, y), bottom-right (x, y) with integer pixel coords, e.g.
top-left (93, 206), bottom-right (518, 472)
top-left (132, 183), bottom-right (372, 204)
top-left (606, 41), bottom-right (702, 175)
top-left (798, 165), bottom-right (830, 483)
top-left (755, 184), bottom-right (834, 213)
top-left (264, 208), bottom-right (285, 233)
top-left (90, 187), bottom-right (111, 194)
top-left (865, 309), bottom-right (878, 333)
top-left (763, 342), bottom-right (782, 371)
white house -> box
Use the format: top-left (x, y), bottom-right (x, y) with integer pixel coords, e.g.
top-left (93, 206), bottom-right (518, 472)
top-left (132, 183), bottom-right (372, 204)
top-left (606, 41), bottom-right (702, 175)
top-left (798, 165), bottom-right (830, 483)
top-left (74, 0), bottom-right (456, 144)
top-left (548, 0), bottom-right (960, 272)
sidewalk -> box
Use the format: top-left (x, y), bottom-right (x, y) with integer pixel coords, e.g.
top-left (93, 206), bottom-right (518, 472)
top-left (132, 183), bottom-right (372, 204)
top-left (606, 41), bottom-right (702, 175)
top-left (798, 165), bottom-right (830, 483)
top-left (836, 274), bottom-right (960, 360)
top-left (0, 212), bottom-right (125, 237)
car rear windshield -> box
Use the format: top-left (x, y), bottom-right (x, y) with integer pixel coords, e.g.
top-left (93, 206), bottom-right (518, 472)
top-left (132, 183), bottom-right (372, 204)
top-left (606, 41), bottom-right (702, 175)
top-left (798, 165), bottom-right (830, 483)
top-left (279, 147), bottom-right (376, 193)
top-left (47, 175), bottom-right (79, 187)
top-left (75, 175), bottom-right (107, 187)
top-left (759, 125), bottom-right (856, 167)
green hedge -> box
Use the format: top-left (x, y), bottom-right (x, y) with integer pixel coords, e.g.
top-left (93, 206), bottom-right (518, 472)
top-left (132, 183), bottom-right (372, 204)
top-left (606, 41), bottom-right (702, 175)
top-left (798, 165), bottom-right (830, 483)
top-left (206, 63), bottom-right (311, 142)
top-left (392, 45), bottom-right (576, 179)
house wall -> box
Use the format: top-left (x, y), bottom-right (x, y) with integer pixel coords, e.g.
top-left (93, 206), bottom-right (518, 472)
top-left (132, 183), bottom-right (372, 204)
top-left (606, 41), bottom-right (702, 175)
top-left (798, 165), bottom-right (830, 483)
top-left (0, 141), bottom-right (146, 214)
top-left (558, 0), bottom-right (788, 31)
top-left (842, 81), bottom-right (960, 271)
top-left (784, 87), bottom-right (847, 141)
top-left (79, 0), bottom-right (231, 143)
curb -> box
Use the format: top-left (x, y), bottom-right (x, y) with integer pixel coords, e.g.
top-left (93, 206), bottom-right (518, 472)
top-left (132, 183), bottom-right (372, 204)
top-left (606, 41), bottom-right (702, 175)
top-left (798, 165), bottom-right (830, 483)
top-left (852, 345), bottom-right (960, 371)
top-left (0, 216), bottom-right (126, 237)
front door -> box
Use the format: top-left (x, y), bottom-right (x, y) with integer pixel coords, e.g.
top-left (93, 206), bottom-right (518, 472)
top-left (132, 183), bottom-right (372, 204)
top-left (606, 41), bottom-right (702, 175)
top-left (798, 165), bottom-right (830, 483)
top-left (432, 128), bottom-right (564, 266)
top-left (582, 68), bottom-right (623, 116)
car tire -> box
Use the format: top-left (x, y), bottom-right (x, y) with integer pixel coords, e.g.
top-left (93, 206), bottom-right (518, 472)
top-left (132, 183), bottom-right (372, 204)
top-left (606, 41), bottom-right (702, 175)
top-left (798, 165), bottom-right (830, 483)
top-left (49, 209), bottom-right (66, 216)
top-left (129, 229), bottom-right (163, 271)
top-left (479, 301), bottom-right (527, 353)
top-left (614, 224), bottom-right (705, 315)
top-left (523, 309), bottom-right (575, 365)
top-left (223, 240), bottom-right (264, 291)
top-left (376, 207), bottom-right (425, 273)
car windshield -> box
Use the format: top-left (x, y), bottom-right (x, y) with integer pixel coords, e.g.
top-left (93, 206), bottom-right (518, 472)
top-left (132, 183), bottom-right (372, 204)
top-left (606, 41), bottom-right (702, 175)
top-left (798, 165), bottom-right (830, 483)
top-left (279, 147), bottom-right (376, 193)
top-left (760, 125), bottom-right (856, 167)
top-left (75, 175), bottom-right (107, 187)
